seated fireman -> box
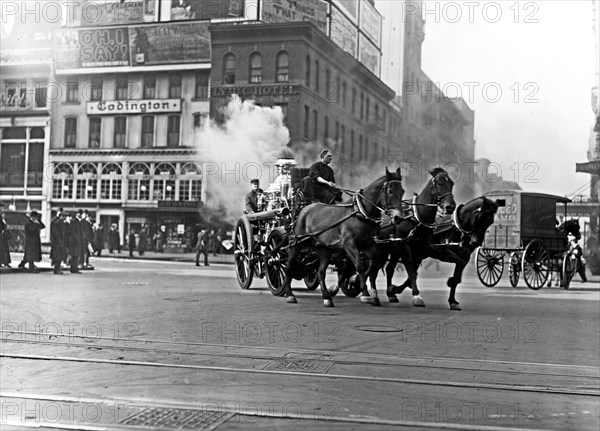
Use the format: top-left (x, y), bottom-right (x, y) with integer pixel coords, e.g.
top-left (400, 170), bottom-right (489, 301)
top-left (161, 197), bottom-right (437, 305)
top-left (244, 179), bottom-right (264, 214)
top-left (305, 149), bottom-right (343, 204)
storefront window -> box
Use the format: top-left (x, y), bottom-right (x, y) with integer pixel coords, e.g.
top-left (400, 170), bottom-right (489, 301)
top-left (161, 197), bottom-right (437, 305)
top-left (154, 162), bottom-right (176, 200)
top-left (100, 163), bottom-right (122, 200)
top-left (76, 163), bottom-right (98, 200)
top-left (128, 163), bottom-right (151, 201)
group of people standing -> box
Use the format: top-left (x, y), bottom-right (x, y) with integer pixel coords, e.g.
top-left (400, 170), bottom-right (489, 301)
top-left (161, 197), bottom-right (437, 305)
top-left (48, 208), bottom-right (96, 274)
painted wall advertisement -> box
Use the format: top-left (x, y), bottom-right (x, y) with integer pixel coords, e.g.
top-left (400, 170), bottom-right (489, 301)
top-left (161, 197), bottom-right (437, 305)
top-left (54, 22), bottom-right (211, 69)
top-left (171, 0), bottom-right (245, 20)
top-left (262, 0), bottom-right (328, 33)
top-left (330, 6), bottom-right (357, 57)
top-left (358, 34), bottom-right (380, 77)
top-left (359, 0), bottom-right (381, 48)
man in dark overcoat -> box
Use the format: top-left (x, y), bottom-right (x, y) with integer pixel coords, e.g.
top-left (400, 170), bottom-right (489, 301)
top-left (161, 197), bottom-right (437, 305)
top-left (306, 149), bottom-right (342, 204)
top-left (67, 210), bottom-right (84, 274)
top-left (244, 179), bottom-right (264, 213)
top-left (50, 211), bottom-right (67, 274)
top-left (18, 210), bottom-right (45, 272)
top-left (0, 207), bottom-right (11, 267)
top-left (81, 210), bottom-right (94, 269)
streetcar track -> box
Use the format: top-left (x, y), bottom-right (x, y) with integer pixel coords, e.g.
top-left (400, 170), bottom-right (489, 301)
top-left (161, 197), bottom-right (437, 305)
top-left (2, 352), bottom-right (598, 397)
top-left (2, 337), bottom-right (599, 383)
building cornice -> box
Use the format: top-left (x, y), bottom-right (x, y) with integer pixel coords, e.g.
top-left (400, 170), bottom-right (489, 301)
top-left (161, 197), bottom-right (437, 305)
top-left (49, 148), bottom-right (199, 157)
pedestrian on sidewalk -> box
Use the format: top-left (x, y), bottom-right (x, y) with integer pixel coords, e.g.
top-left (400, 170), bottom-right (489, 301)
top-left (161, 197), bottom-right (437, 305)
top-left (18, 210), bottom-right (45, 272)
top-left (138, 226), bottom-right (148, 256)
top-left (128, 229), bottom-right (136, 257)
top-left (0, 207), bottom-right (11, 268)
top-left (50, 210), bottom-right (67, 274)
top-left (93, 222), bottom-right (104, 257)
top-left (195, 227), bottom-right (209, 266)
top-left (81, 210), bottom-right (94, 269)
top-left (67, 210), bottom-right (84, 274)
top-left (108, 223), bottom-right (120, 254)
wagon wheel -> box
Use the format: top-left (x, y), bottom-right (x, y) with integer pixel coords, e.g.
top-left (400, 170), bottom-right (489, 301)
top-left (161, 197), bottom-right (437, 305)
top-left (303, 271), bottom-right (320, 290)
top-left (509, 252), bottom-right (521, 287)
top-left (341, 274), bottom-right (362, 297)
top-left (522, 240), bottom-right (550, 290)
top-left (265, 228), bottom-right (288, 297)
top-left (233, 216), bottom-right (254, 290)
top-left (476, 248), bottom-right (504, 287)
top-left (561, 251), bottom-right (577, 289)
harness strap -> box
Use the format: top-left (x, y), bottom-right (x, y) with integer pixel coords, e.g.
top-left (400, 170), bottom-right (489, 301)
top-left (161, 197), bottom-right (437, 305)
top-left (291, 210), bottom-right (360, 247)
top-left (452, 204), bottom-right (473, 235)
top-left (412, 196), bottom-right (436, 228)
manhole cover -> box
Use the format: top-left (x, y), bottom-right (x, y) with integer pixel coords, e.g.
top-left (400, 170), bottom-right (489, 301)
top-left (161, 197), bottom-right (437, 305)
top-left (353, 325), bottom-right (403, 333)
top-left (120, 407), bottom-right (233, 430)
top-left (263, 358), bottom-right (333, 374)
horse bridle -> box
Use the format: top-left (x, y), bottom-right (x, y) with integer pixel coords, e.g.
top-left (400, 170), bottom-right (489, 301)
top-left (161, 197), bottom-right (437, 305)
top-left (412, 173), bottom-right (454, 228)
top-left (355, 180), bottom-right (404, 223)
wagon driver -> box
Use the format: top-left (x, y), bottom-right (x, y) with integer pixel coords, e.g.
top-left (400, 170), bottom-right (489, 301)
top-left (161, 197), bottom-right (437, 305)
top-left (307, 149), bottom-right (342, 204)
top-left (245, 179), bottom-right (264, 214)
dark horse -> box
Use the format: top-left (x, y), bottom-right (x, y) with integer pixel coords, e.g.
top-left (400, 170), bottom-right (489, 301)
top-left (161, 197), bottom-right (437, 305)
top-left (281, 168), bottom-right (405, 307)
top-left (339, 168), bottom-right (456, 307)
top-left (388, 196), bottom-right (499, 310)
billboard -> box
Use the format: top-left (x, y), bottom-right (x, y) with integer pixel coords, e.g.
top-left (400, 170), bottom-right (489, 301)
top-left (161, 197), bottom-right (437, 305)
top-left (330, 6), bottom-right (357, 57)
top-left (359, 0), bottom-right (381, 48)
top-left (261, 0), bottom-right (328, 33)
top-left (129, 22), bottom-right (211, 66)
top-left (358, 34), bottom-right (380, 77)
top-left (171, 0), bottom-right (245, 20)
top-left (54, 22), bottom-right (211, 69)
top-left (67, 0), bottom-right (154, 27)
top-left (332, 0), bottom-right (358, 22)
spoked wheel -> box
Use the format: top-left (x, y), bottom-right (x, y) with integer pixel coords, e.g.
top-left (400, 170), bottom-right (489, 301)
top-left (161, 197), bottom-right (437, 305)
top-left (303, 271), bottom-right (319, 291)
top-left (509, 252), bottom-right (521, 287)
top-left (265, 228), bottom-right (288, 297)
top-left (476, 248), bottom-right (504, 287)
top-left (561, 251), bottom-right (577, 289)
top-left (341, 274), bottom-right (362, 297)
top-left (233, 216), bottom-right (254, 289)
top-left (522, 240), bottom-right (550, 290)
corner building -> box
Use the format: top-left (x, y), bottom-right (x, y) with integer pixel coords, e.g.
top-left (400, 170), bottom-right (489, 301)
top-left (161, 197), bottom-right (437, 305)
top-left (209, 22), bottom-right (399, 186)
top-left (50, 20), bottom-right (211, 250)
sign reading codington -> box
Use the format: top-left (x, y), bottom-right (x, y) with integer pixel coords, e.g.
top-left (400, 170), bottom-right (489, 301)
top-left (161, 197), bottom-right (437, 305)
top-left (87, 99), bottom-right (181, 114)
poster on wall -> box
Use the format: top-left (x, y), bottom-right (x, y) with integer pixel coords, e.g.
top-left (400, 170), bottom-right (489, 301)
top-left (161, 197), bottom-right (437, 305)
top-left (129, 22), bottom-right (211, 66)
top-left (171, 0), bottom-right (245, 20)
top-left (358, 34), bottom-right (380, 77)
top-left (330, 6), bottom-right (357, 57)
top-left (359, 0), bottom-right (381, 48)
top-left (332, 0), bottom-right (358, 22)
top-left (54, 27), bottom-right (131, 69)
top-left (261, 0), bottom-right (328, 33)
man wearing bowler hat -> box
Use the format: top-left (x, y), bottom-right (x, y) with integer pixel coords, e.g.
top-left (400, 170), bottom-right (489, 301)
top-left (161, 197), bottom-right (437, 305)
top-left (18, 210), bottom-right (45, 272)
top-left (67, 210), bottom-right (84, 274)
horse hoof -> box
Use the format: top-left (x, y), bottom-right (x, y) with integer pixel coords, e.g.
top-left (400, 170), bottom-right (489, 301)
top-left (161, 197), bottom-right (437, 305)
top-left (412, 296), bottom-right (426, 307)
top-left (372, 297), bottom-right (381, 307)
top-left (286, 296), bottom-right (297, 304)
top-left (450, 303), bottom-right (462, 311)
top-left (323, 299), bottom-right (334, 307)
top-left (388, 296), bottom-right (399, 303)
top-left (360, 295), bottom-right (374, 304)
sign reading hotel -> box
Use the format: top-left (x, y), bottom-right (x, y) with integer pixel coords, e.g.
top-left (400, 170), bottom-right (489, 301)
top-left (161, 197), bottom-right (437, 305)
top-left (261, 0), bottom-right (328, 33)
top-left (87, 99), bottom-right (181, 115)
top-left (211, 84), bottom-right (301, 98)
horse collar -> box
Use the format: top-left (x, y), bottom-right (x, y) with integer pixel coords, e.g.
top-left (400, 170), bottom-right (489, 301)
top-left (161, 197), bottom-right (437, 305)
top-left (355, 193), bottom-right (382, 223)
top-left (452, 204), bottom-right (472, 235)
top-left (412, 196), bottom-right (435, 228)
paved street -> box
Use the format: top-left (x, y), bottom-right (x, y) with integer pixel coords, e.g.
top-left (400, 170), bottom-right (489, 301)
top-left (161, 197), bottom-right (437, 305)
top-left (1, 256), bottom-right (599, 431)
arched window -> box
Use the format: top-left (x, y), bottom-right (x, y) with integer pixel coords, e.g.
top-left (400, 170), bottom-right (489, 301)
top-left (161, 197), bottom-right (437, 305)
top-left (52, 163), bottom-right (74, 199)
top-left (223, 53), bottom-right (236, 84)
top-left (180, 163), bottom-right (202, 201)
top-left (76, 163), bottom-right (98, 200)
top-left (154, 163), bottom-right (176, 201)
top-left (305, 55), bottom-right (311, 87)
top-left (315, 60), bottom-right (320, 93)
top-left (249, 52), bottom-right (262, 83)
top-left (100, 163), bottom-right (122, 200)
top-left (127, 163), bottom-right (150, 201)
top-left (276, 51), bottom-right (289, 83)
top-left (30, 127), bottom-right (45, 140)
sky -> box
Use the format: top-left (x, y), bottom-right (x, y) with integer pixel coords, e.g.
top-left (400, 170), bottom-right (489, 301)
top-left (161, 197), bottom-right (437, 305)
top-left (419, 0), bottom-right (597, 197)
